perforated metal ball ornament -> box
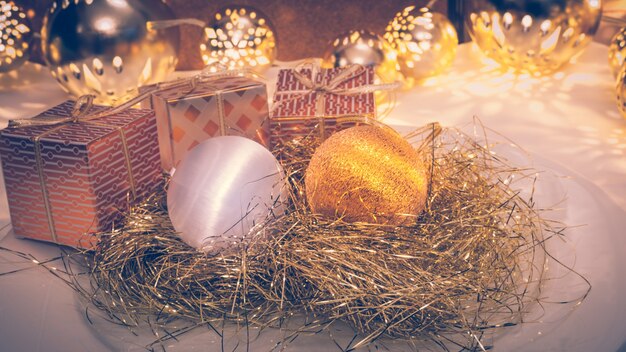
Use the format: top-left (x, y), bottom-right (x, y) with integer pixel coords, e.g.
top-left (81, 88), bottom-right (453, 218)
top-left (0, 1), bottom-right (32, 73)
top-left (465, 0), bottom-right (602, 75)
top-left (616, 64), bottom-right (626, 120)
top-left (41, 0), bottom-right (179, 105)
top-left (383, 6), bottom-right (458, 87)
top-left (322, 29), bottom-right (401, 84)
top-left (200, 6), bottom-right (276, 71)
top-left (609, 27), bottom-right (626, 78)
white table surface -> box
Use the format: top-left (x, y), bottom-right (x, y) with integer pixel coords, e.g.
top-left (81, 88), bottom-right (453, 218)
top-left (1, 42), bottom-right (625, 351)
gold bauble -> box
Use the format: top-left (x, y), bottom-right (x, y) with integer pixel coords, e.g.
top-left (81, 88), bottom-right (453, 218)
top-left (305, 125), bottom-right (428, 226)
top-left (384, 6), bottom-right (458, 88)
top-left (609, 27), bottom-right (626, 78)
top-left (0, 1), bottom-right (32, 73)
top-left (465, 0), bottom-right (602, 75)
top-left (41, 0), bottom-right (179, 105)
top-left (322, 29), bottom-right (401, 84)
top-left (616, 64), bottom-right (626, 120)
top-left (200, 6), bottom-right (276, 71)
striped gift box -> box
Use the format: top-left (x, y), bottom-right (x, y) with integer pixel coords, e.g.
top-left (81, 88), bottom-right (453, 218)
top-left (270, 65), bottom-right (376, 149)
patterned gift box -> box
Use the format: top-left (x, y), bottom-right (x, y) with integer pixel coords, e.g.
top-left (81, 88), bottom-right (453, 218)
top-left (270, 65), bottom-right (376, 149)
top-left (142, 76), bottom-right (269, 171)
top-left (0, 101), bottom-right (162, 249)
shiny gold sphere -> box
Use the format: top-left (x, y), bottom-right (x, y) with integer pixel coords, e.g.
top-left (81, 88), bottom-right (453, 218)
top-left (616, 64), bottom-right (626, 120)
top-left (384, 7), bottom-right (458, 87)
top-left (609, 27), bottom-right (626, 78)
top-left (466, 0), bottom-right (602, 75)
top-left (41, 0), bottom-right (179, 105)
top-left (200, 6), bottom-right (276, 71)
top-left (0, 1), bottom-right (32, 73)
top-left (322, 29), bottom-right (401, 84)
top-left (305, 125), bottom-right (429, 226)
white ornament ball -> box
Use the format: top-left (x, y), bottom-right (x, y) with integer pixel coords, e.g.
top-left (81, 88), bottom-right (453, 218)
top-left (167, 136), bottom-right (286, 254)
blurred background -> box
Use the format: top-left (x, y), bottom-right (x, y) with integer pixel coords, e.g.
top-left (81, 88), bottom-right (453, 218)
top-left (12, 0), bottom-right (626, 70)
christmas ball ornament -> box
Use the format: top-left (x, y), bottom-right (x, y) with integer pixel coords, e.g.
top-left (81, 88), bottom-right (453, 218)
top-left (609, 27), bottom-right (626, 78)
top-left (305, 125), bottom-right (429, 226)
top-left (616, 65), bottom-right (626, 120)
top-left (41, 0), bottom-right (179, 105)
top-left (384, 6), bottom-right (458, 87)
top-left (465, 0), bottom-right (602, 75)
top-left (0, 1), bottom-right (32, 73)
top-left (322, 29), bottom-right (401, 84)
top-left (200, 6), bottom-right (276, 71)
top-left (167, 136), bottom-right (286, 254)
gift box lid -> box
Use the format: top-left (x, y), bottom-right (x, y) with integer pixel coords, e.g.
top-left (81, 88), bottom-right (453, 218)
top-left (151, 76), bottom-right (265, 103)
top-left (272, 66), bottom-right (376, 119)
top-left (1, 100), bottom-right (155, 145)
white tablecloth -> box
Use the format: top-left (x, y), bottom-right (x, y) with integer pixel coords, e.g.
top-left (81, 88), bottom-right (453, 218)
top-left (0, 42), bottom-right (625, 351)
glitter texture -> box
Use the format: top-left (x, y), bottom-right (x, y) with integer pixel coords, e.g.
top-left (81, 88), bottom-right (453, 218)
top-left (305, 125), bottom-right (428, 225)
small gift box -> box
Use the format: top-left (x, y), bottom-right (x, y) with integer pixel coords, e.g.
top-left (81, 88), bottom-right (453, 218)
top-left (270, 65), bottom-right (377, 149)
top-left (141, 75), bottom-right (270, 171)
top-left (0, 100), bottom-right (162, 249)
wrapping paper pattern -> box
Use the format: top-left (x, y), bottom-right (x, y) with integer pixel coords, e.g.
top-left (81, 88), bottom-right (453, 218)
top-left (270, 66), bottom-right (376, 148)
top-left (0, 101), bottom-right (161, 249)
top-left (146, 76), bottom-right (269, 170)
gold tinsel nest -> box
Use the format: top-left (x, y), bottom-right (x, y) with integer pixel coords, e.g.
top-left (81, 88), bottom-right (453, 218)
top-left (71, 123), bottom-right (586, 350)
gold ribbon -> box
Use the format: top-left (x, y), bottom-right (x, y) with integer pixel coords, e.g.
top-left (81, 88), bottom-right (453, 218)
top-left (272, 61), bottom-right (401, 140)
top-left (8, 95), bottom-right (140, 243)
top-left (148, 64), bottom-right (264, 166)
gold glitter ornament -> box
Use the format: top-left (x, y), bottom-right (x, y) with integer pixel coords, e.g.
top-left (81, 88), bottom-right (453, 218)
top-left (200, 6), bottom-right (276, 71)
top-left (0, 1), bottom-right (32, 73)
top-left (609, 27), bottom-right (626, 78)
top-left (305, 125), bottom-right (429, 226)
top-left (384, 6), bottom-right (458, 87)
top-left (322, 29), bottom-right (401, 84)
top-left (465, 0), bottom-right (602, 75)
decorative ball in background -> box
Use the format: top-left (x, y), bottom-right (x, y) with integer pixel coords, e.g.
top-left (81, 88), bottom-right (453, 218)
top-left (322, 29), bottom-right (401, 84)
top-left (305, 125), bottom-right (429, 226)
top-left (200, 6), bottom-right (276, 71)
top-left (609, 27), bottom-right (626, 78)
top-left (167, 136), bottom-right (286, 254)
top-left (41, 0), bottom-right (179, 105)
top-left (616, 65), bottom-right (626, 120)
top-left (384, 6), bottom-right (458, 88)
top-left (0, 0), bottom-right (32, 73)
top-left (465, 0), bottom-right (602, 75)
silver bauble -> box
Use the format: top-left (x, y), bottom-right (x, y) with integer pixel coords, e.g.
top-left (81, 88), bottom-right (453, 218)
top-left (200, 6), bottom-right (276, 71)
top-left (322, 29), bottom-right (401, 84)
top-left (0, 1), bottom-right (32, 73)
top-left (41, 0), bottom-right (179, 105)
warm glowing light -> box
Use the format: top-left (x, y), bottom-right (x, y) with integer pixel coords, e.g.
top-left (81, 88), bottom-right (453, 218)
top-left (112, 55), bottom-right (123, 73)
top-left (107, 0), bottom-right (128, 8)
top-left (94, 17), bottom-right (116, 34)
top-left (200, 7), bottom-right (275, 69)
top-left (503, 12), bottom-right (513, 28)
top-left (92, 57), bottom-right (103, 74)
top-left (540, 26), bottom-right (561, 53)
top-left (465, 0), bottom-right (601, 75)
top-left (521, 15), bottom-right (532, 29)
